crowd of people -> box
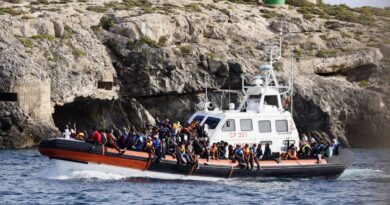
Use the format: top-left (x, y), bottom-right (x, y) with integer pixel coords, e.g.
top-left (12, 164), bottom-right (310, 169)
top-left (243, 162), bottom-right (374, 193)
top-left (61, 119), bottom-right (340, 169)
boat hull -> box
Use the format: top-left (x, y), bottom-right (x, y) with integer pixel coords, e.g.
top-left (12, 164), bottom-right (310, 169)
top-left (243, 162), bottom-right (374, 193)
top-left (39, 139), bottom-right (354, 179)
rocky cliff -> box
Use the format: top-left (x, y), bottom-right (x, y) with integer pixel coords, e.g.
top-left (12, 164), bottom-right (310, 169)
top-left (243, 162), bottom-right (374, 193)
top-left (0, 0), bottom-right (389, 148)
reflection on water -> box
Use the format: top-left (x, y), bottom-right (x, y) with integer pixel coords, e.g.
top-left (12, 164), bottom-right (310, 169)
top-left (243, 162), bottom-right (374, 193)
top-left (0, 149), bottom-right (389, 204)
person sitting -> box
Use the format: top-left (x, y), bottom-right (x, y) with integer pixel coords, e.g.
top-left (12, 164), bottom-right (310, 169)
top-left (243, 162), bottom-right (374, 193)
top-left (91, 129), bottom-right (102, 144)
top-left (152, 135), bottom-right (162, 162)
top-left (132, 133), bottom-right (144, 151)
top-left (314, 141), bottom-right (325, 164)
top-left (298, 142), bottom-right (311, 159)
top-left (62, 125), bottom-right (71, 139)
top-left (228, 144), bottom-right (234, 160)
top-left (176, 143), bottom-right (192, 165)
top-left (106, 130), bottom-right (124, 154)
top-left (243, 144), bottom-right (252, 170)
top-left (250, 144), bottom-right (261, 170)
top-left (256, 143), bottom-right (263, 159)
top-left (210, 143), bottom-right (219, 160)
top-left (233, 144), bottom-right (245, 169)
top-left (331, 138), bottom-right (340, 155)
top-left (262, 143), bottom-right (272, 160)
top-left (145, 136), bottom-right (154, 151)
top-left (287, 144), bottom-right (298, 160)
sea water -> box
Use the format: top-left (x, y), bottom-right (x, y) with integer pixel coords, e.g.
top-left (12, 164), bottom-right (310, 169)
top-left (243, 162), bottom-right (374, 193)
top-left (0, 149), bottom-right (389, 204)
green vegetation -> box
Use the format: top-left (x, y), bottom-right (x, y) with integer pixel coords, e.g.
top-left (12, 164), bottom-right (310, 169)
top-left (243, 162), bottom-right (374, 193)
top-left (291, 1), bottom-right (377, 26)
top-left (184, 3), bottom-right (202, 12)
top-left (19, 38), bottom-right (34, 48)
top-left (207, 51), bottom-right (218, 59)
top-left (99, 16), bottom-right (116, 30)
top-left (303, 13), bottom-right (314, 20)
top-left (71, 46), bottom-right (86, 57)
top-left (21, 15), bottom-right (34, 19)
top-left (293, 48), bottom-right (302, 58)
top-left (140, 36), bottom-right (159, 48)
top-left (86, 5), bottom-right (108, 13)
top-left (260, 9), bottom-right (280, 19)
top-left (228, 0), bottom-right (258, 4)
top-left (7, 0), bottom-right (23, 3)
top-left (128, 36), bottom-right (161, 49)
top-left (30, 0), bottom-right (49, 5)
top-left (32, 34), bottom-right (56, 41)
top-left (158, 36), bottom-right (168, 47)
top-left (103, 0), bottom-right (154, 13)
top-left (179, 45), bottom-right (192, 56)
top-left (358, 79), bottom-right (370, 87)
top-left (316, 49), bottom-right (337, 58)
top-left (0, 7), bottom-right (26, 15)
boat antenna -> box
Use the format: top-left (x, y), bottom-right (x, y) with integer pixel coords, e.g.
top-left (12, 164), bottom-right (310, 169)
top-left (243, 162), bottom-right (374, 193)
top-left (290, 48), bottom-right (294, 116)
top-left (205, 75), bottom-right (208, 103)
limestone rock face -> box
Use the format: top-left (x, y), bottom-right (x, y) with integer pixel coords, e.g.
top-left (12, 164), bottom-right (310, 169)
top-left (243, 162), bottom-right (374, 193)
top-left (0, 0), bottom-right (389, 148)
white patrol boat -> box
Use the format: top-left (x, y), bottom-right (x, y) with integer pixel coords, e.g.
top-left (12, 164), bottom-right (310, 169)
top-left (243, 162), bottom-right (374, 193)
top-left (188, 36), bottom-right (297, 153)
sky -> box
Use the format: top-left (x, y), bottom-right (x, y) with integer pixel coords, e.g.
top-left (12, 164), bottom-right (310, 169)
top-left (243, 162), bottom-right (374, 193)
top-left (326, 0), bottom-right (390, 8)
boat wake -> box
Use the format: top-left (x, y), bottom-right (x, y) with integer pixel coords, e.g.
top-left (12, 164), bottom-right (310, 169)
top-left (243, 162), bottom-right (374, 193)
top-left (338, 168), bottom-right (390, 181)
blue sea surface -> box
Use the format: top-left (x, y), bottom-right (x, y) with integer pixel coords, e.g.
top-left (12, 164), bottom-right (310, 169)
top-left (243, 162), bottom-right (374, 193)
top-left (0, 149), bottom-right (389, 205)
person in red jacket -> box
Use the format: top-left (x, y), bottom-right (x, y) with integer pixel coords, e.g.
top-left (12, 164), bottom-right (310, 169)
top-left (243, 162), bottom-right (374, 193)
top-left (91, 130), bottom-right (102, 144)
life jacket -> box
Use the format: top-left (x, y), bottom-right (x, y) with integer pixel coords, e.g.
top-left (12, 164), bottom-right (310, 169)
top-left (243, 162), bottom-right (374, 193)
top-left (180, 144), bottom-right (186, 153)
top-left (243, 147), bottom-right (250, 156)
top-left (146, 141), bottom-right (153, 149)
top-left (301, 144), bottom-right (310, 155)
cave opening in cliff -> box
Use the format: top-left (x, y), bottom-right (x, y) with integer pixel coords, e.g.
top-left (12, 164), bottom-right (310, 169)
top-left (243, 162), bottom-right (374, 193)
top-left (0, 93), bottom-right (18, 102)
top-left (52, 97), bottom-right (129, 133)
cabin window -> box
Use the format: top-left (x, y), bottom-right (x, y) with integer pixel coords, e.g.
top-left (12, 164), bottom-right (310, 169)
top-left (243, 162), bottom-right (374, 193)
top-left (204, 117), bottom-right (220, 129)
top-left (275, 120), bottom-right (288, 132)
top-left (260, 141), bottom-right (272, 145)
top-left (192, 115), bottom-right (205, 124)
top-left (0, 93), bottom-right (18, 101)
top-left (240, 119), bottom-right (253, 131)
top-left (258, 120), bottom-right (271, 133)
top-left (222, 119), bottom-right (235, 132)
top-left (265, 95), bottom-right (278, 106)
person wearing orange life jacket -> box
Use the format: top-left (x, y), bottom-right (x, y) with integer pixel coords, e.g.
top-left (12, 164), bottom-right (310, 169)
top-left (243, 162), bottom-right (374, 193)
top-left (243, 144), bottom-right (252, 170)
top-left (210, 143), bottom-right (218, 160)
top-left (145, 137), bottom-right (155, 156)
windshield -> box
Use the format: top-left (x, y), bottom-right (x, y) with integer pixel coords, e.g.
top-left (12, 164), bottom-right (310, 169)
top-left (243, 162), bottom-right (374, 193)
top-left (203, 117), bottom-right (221, 129)
top-left (191, 115), bottom-right (205, 124)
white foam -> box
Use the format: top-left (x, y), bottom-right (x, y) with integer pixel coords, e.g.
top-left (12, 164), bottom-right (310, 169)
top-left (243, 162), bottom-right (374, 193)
top-left (51, 170), bottom-right (127, 181)
top-left (338, 168), bottom-right (390, 181)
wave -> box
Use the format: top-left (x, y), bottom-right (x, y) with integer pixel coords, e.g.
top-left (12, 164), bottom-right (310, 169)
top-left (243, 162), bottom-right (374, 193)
top-left (338, 168), bottom-right (390, 181)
